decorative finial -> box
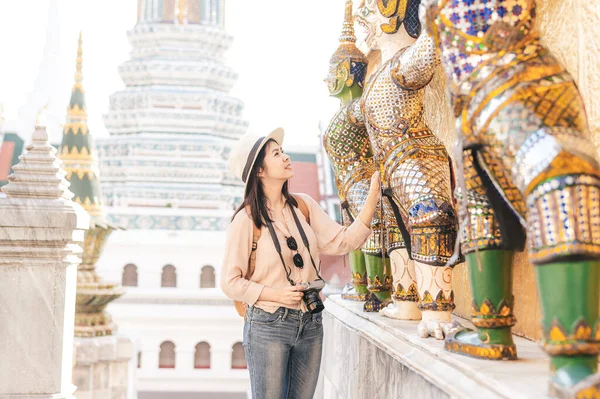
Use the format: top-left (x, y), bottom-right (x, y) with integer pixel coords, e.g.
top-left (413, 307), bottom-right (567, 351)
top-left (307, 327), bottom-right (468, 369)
top-left (340, 0), bottom-right (356, 44)
top-left (75, 31), bottom-right (83, 84)
top-left (330, 1), bottom-right (367, 65)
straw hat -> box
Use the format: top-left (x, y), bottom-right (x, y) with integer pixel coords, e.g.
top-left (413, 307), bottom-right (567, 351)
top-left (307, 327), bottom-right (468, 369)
top-left (229, 128), bottom-right (285, 195)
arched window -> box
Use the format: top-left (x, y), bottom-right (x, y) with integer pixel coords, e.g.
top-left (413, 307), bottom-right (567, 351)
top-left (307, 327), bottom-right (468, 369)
top-left (122, 264), bottom-right (138, 287)
top-left (231, 342), bottom-right (247, 369)
top-left (194, 342), bottom-right (211, 369)
top-left (137, 351), bottom-right (142, 369)
top-left (200, 266), bottom-right (216, 288)
top-left (159, 341), bottom-right (176, 368)
top-left (161, 264), bottom-right (177, 287)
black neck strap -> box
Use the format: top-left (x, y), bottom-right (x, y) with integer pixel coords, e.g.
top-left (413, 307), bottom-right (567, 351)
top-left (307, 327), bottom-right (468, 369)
top-left (288, 202), bottom-right (323, 281)
top-left (262, 202), bottom-right (324, 286)
top-left (264, 216), bottom-right (295, 286)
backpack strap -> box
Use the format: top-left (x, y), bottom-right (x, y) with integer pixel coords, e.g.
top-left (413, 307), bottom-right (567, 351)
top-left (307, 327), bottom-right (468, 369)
top-left (247, 223), bottom-right (261, 278)
top-left (293, 194), bottom-right (310, 225)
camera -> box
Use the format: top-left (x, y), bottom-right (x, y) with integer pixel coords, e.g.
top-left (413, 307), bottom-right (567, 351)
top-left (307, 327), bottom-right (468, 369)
top-left (298, 279), bottom-right (326, 314)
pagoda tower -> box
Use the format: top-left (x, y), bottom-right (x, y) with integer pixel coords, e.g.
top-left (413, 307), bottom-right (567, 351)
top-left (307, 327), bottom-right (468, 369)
top-left (59, 33), bottom-right (124, 338)
top-left (93, 2), bottom-right (251, 395)
top-left (97, 0), bottom-right (247, 229)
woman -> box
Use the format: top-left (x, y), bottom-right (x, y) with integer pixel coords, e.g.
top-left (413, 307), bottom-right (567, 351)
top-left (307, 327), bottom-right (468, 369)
top-left (221, 128), bottom-right (380, 399)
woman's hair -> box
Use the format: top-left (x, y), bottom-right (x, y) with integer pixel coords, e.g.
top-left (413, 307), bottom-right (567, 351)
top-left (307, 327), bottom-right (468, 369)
top-left (232, 139), bottom-right (298, 228)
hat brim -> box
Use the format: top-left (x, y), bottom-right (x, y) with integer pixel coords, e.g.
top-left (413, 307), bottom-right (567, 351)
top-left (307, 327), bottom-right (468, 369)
top-left (243, 128), bottom-right (285, 196)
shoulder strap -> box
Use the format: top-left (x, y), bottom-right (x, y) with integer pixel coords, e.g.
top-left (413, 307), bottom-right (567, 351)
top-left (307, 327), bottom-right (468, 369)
top-left (245, 206), bottom-right (262, 279)
top-left (293, 194), bottom-right (310, 224)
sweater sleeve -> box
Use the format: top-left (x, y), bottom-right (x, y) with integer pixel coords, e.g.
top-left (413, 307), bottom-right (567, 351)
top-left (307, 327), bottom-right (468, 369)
top-left (220, 211), bottom-right (265, 305)
top-left (296, 193), bottom-right (372, 256)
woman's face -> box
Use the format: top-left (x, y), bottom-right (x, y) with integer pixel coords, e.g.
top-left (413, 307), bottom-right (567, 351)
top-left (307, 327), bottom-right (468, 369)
top-left (259, 141), bottom-right (294, 183)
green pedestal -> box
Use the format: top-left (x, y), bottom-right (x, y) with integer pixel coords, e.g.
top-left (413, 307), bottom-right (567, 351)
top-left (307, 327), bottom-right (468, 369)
top-left (363, 253), bottom-right (392, 312)
top-left (445, 250), bottom-right (517, 360)
top-left (536, 260), bottom-right (600, 395)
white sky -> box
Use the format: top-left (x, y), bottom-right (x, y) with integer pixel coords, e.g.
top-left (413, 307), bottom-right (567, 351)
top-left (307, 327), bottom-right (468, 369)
top-left (0, 0), bottom-right (347, 148)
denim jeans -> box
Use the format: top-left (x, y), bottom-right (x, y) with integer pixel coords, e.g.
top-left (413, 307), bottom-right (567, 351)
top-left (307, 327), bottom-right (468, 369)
top-left (243, 306), bottom-right (324, 399)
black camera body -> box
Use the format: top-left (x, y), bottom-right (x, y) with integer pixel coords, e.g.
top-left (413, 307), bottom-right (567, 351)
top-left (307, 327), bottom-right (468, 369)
top-left (298, 279), bottom-right (326, 314)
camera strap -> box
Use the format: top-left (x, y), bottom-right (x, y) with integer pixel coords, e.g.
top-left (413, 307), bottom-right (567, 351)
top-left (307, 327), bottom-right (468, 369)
top-left (288, 202), bottom-right (323, 281)
top-left (264, 217), bottom-right (296, 286)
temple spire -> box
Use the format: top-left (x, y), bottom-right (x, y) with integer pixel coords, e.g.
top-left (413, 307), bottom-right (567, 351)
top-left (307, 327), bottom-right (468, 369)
top-left (59, 33), bottom-right (104, 223)
top-left (330, 0), bottom-right (367, 65)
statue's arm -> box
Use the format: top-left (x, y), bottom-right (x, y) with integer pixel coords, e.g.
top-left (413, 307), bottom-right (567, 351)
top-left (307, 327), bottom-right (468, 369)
top-left (391, 32), bottom-right (440, 90)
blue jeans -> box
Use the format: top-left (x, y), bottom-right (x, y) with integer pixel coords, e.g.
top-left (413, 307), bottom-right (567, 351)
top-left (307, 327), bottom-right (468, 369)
top-left (243, 306), bottom-right (324, 399)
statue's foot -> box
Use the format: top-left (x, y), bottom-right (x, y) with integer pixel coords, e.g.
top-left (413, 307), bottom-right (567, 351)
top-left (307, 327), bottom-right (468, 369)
top-left (550, 364), bottom-right (600, 399)
top-left (416, 310), bottom-right (458, 340)
top-left (379, 300), bottom-right (421, 320)
top-left (363, 293), bottom-right (389, 312)
top-left (444, 327), bottom-right (517, 360)
top-left (341, 284), bottom-right (369, 301)
top-left (417, 318), bottom-right (461, 340)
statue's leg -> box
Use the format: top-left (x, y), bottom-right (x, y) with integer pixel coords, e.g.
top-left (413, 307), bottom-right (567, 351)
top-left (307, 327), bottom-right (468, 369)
top-left (380, 248), bottom-right (421, 320)
top-left (445, 148), bottom-right (522, 359)
top-left (361, 231), bottom-right (392, 312)
top-left (523, 150), bottom-right (600, 396)
top-left (341, 249), bottom-right (369, 301)
top-left (390, 153), bottom-right (458, 339)
top-left (414, 260), bottom-right (455, 340)
top-left (363, 254), bottom-right (392, 312)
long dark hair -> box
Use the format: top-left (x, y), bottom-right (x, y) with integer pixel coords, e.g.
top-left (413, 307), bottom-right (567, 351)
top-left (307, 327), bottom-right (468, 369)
top-left (232, 139), bottom-right (298, 228)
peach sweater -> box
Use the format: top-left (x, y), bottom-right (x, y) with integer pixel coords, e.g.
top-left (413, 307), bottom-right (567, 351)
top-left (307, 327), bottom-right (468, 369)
top-left (220, 193), bottom-right (371, 313)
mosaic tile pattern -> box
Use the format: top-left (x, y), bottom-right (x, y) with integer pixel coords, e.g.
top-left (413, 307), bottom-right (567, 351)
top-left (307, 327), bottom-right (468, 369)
top-left (361, 40), bottom-right (458, 266)
top-left (425, 0), bottom-right (600, 264)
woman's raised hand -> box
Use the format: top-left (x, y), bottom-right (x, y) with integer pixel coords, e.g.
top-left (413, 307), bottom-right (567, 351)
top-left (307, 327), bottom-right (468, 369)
top-left (368, 171), bottom-right (381, 202)
top-left (358, 171), bottom-right (382, 227)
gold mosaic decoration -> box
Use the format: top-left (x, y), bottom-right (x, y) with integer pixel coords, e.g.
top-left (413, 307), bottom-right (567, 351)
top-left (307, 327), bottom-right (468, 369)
top-left (418, 290), bottom-right (455, 312)
top-left (367, 274), bottom-right (393, 293)
top-left (424, 0), bottom-right (600, 264)
top-left (393, 282), bottom-right (419, 302)
top-left (471, 298), bottom-right (516, 329)
top-left (361, 40), bottom-right (458, 266)
top-left (445, 332), bottom-right (518, 361)
top-left (543, 318), bottom-right (600, 357)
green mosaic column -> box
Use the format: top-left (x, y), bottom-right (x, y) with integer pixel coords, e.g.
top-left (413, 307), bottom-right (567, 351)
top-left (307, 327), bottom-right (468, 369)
top-left (363, 254), bottom-right (392, 312)
top-left (536, 260), bottom-right (600, 394)
top-left (342, 250), bottom-right (369, 301)
top-left (445, 250), bottom-right (517, 360)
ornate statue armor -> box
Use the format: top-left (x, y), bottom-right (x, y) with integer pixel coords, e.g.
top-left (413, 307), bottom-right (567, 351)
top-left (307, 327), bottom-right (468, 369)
top-left (356, 0), bottom-right (459, 337)
top-left (424, 0), bottom-right (600, 395)
top-left (324, 1), bottom-right (394, 309)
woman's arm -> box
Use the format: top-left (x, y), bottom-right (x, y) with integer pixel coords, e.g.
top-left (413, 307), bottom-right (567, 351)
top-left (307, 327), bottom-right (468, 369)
top-left (358, 171), bottom-right (380, 228)
top-left (297, 172), bottom-right (381, 256)
top-left (220, 212), bottom-right (265, 305)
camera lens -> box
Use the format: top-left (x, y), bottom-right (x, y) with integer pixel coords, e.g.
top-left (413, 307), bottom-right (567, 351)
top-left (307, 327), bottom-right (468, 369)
top-left (303, 289), bottom-right (324, 314)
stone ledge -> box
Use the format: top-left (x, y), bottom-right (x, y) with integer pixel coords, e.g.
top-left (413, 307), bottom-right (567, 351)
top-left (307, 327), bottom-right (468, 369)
top-left (322, 295), bottom-right (551, 399)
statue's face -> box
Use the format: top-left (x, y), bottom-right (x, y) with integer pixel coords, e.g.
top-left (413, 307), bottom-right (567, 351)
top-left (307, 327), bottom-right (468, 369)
top-left (325, 60), bottom-right (351, 97)
top-left (356, 0), bottom-right (384, 50)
